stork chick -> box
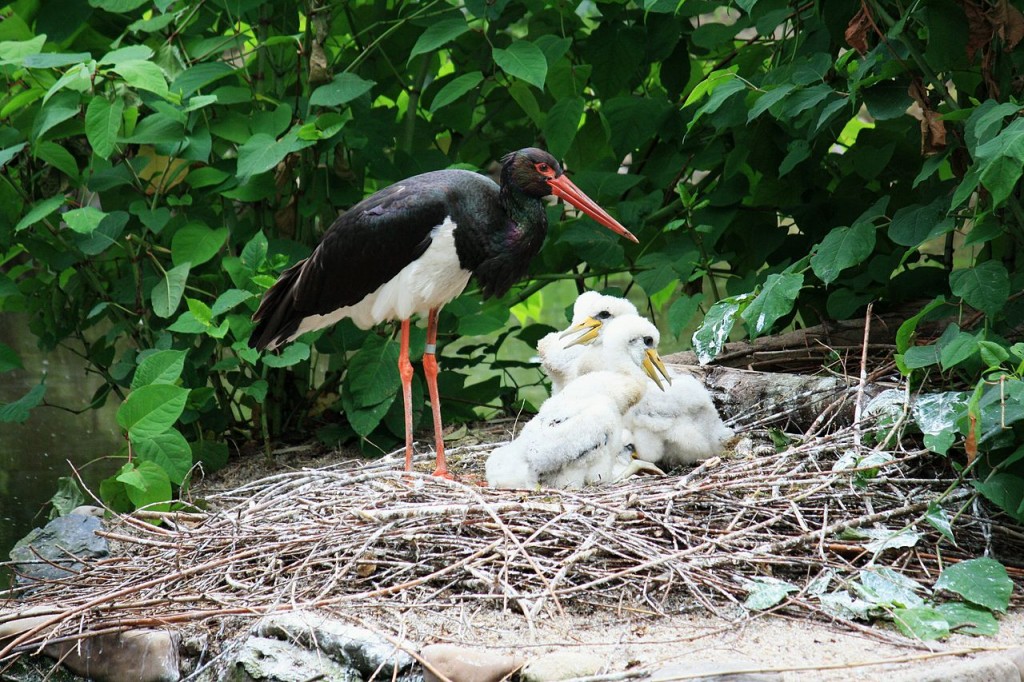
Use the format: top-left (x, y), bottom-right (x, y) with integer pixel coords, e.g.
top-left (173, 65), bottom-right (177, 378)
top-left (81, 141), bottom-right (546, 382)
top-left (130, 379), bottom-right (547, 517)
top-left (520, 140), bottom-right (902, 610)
top-left (537, 291), bottom-right (640, 394)
top-left (487, 317), bottom-right (670, 489)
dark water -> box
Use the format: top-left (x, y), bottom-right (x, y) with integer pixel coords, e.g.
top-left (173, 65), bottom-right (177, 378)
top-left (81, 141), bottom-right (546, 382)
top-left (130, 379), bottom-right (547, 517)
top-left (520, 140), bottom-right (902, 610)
top-left (0, 313), bottom-right (120, 567)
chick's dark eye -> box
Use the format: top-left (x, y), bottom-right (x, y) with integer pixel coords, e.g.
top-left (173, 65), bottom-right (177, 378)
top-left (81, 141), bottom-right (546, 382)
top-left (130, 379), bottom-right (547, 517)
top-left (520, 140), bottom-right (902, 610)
top-left (597, 310), bottom-right (611, 320)
top-left (643, 336), bottom-right (654, 346)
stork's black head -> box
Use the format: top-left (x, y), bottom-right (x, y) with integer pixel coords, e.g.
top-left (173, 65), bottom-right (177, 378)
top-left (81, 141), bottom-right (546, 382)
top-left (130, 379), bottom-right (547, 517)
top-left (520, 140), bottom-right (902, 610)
top-left (500, 148), bottom-right (563, 197)
top-left (497, 147), bottom-right (639, 243)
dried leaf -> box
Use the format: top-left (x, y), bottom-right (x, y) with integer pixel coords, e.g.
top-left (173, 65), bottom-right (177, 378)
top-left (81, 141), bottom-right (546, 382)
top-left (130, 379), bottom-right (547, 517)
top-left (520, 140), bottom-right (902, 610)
top-left (993, 0), bottom-right (1024, 50)
top-left (962, 0), bottom-right (992, 61)
top-left (908, 79), bottom-right (947, 156)
top-left (965, 412), bottom-right (978, 464)
top-left (845, 7), bottom-right (873, 55)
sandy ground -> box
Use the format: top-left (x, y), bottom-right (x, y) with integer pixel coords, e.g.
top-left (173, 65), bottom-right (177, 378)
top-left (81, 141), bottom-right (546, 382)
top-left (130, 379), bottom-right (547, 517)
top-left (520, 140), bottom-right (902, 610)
top-left (199, 442), bottom-right (1024, 681)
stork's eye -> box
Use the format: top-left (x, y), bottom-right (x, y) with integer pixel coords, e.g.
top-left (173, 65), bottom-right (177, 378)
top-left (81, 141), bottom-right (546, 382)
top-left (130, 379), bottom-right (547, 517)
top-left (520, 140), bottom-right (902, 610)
top-left (597, 310), bottom-right (611, 320)
top-left (643, 336), bottom-right (654, 346)
top-left (535, 162), bottom-right (553, 176)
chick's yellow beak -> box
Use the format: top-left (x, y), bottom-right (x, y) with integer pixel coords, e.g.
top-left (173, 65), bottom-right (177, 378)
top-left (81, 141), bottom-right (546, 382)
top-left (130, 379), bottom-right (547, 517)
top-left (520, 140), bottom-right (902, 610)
top-left (642, 348), bottom-right (672, 391)
top-left (560, 316), bottom-right (603, 347)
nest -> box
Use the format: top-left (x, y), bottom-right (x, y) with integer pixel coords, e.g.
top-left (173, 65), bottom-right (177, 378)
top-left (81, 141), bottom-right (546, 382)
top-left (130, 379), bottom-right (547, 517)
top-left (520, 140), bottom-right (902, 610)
top-left (2, 417), bottom-right (1022, 665)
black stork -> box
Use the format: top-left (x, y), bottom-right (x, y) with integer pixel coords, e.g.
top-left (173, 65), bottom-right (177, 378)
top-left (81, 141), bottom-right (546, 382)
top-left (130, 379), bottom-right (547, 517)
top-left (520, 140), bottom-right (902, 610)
top-left (248, 148), bottom-right (638, 478)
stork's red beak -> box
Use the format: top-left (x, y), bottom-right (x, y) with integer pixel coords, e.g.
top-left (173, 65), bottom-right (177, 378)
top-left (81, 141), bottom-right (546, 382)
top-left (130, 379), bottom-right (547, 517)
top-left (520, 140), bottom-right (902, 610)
top-left (547, 175), bottom-right (639, 244)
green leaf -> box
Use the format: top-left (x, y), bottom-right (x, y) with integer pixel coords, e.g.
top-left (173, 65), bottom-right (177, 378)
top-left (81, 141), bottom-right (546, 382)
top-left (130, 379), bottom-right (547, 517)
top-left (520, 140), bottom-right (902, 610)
top-left (493, 41), bottom-right (548, 89)
top-left (187, 297), bottom-right (213, 326)
top-left (854, 567), bottom-right (926, 609)
top-left (742, 272), bottom-right (803, 339)
top-left (342, 388), bottom-right (396, 438)
top-left (212, 289), bottom-right (254, 316)
top-left (972, 473), bottom-right (1024, 522)
top-left (134, 428), bottom-right (192, 485)
top-left (236, 133), bottom-right (286, 179)
top-left (90, 0), bottom-right (151, 11)
top-left (171, 224), bottom-right (228, 267)
top-left (811, 223), bottom-right (875, 285)
top-left (935, 557), bottom-right (1013, 613)
top-left (0, 142), bottom-right (26, 169)
top-left (888, 198), bottom-right (951, 247)
top-left (743, 577), bottom-right (798, 610)
top-left (241, 231), bottom-right (269, 272)
top-left (116, 383), bottom-right (189, 439)
top-left (151, 263), bottom-right (191, 318)
top-left (14, 195), bottom-right (64, 232)
top-left (543, 96), bottom-right (584, 159)
top-left (975, 118), bottom-right (1024, 207)
top-left (62, 206), bottom-right (106, 234)
top-left (344, 335), bottom-right (400, 408)
top-left (939, 326), bottom-right (979, 370)
top-left (110, 60), bottom-right (170, 99)
top-left (0, 36), bottom-right (46, 66)
top-left (85, 96), bottom-right (124, 159)
top-left (668, 295), bottom-right (702, 337)
top-left (925, 503), bottom-right (956, 545)
top-left (34, 141), bottom-right (78, 179)
top-left (429, 72), bottom-right (483, 112)
top-left (692, 294), bottom-right (753, 364)
top-left (950, 261), bottom-right (1010, 317)
top-left (896, 297), bottom-right (947, 354)
top-left (191, 440), bottom-right (229, 471)
top-left (132, 349), bottom-right (186, 390)
top-left (23, 52), bottom-right (91, 69)
top-left (98, 45), bottom-right (153, 65)
top-left (118, 461), bottom-right (172, 511)
top-left (935, 602), bottom-right (1000, 636)
top-left (0, 343), bottom-right (23, 372)
top-left (48, 477), bottom-right (85, 518)
top-left (259, 342), bottom-right (310, 368)
top-left (748, 83), bottom-right (796, 122)
top-left (891, 607), bottom-right (950, 641)
top-left (0, 382), bottom-right (46, 423)
top-left (408, 17), bottom-right (470, 60)
top-left (309, 73), bottom-right (375, 107)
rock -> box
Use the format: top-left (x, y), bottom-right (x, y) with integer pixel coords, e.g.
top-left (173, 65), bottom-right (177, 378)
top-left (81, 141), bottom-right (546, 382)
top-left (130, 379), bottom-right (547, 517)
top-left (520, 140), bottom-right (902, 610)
top-left (230, 636), bottom-right (359, 682)
top-left (45, 629), bottom-right (180, 682)
top-left (257, 611), bottom-right (415, 679)
top-left (421, 643), bottom-right (523, 682)
top-left (650, 659), bottom-right (782, 681)
top-left (1006, 648), bottom-right (1024, 677)
top-left (521, 651), bottom-right (605, 682)
top-left (9, 514), bottom-right (108, 587)
top-left (0, 604), bottom-right (59, 639)
top-left (888, 653), bottom-right (1024, 682)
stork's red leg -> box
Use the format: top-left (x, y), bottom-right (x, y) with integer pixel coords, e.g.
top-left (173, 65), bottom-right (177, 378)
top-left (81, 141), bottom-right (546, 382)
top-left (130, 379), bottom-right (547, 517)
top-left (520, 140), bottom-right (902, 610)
top-left (398, 319), bottom-right (415, 472)
top-left (424, 307), bottom-right (451, 478)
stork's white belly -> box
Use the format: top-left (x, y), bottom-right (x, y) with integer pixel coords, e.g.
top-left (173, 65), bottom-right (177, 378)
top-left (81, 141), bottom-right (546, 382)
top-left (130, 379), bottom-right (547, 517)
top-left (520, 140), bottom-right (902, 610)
top-left (293, 217), bottom-right (470, 338)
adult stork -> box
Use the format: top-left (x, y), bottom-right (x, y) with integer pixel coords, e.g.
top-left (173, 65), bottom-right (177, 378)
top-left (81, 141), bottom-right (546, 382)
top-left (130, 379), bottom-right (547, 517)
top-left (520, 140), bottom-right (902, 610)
top-left (249, 148), bottom-right (638, 478)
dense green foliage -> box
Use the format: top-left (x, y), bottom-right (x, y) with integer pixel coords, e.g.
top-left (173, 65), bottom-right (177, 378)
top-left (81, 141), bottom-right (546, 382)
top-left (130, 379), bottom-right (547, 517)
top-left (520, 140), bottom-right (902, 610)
top-left (0, 0), bottom-right (1023, 519)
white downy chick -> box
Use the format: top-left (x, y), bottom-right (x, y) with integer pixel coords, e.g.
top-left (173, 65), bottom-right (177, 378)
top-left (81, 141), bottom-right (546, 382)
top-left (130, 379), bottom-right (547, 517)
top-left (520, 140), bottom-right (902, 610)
top-left (537, 291), bottom-right (640, 395)
top-left (487, 317), bottom-right (671, 489)
top-left (625, 371), bottom-right (733, 467)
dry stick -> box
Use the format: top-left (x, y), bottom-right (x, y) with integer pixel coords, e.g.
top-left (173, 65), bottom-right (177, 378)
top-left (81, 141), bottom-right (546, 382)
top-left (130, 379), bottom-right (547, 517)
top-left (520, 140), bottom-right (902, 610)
top-left (852, 302), bottom-right (875, 448)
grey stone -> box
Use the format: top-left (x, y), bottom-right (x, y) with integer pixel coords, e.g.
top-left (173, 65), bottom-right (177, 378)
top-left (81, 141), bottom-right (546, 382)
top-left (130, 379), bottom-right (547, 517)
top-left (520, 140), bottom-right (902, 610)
top-left (521, 651), bottom-right (605, 682)
top-left (44, 629), bottom-right (180, 682)
top-left (421, 643), bottom-right (523, 682)
top-left (650, 660), bottom-right (783, 681)
top-left (9, 515), bottom-right (108, 586)
top-left (888, 653), bottom-right (1023, 682)
top-left (230, 635), bottom-right (358, 682)
top-left (1005, 648), bottom-right (1024, 678)
top-left (257, 610), bottom-right (415, 679)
